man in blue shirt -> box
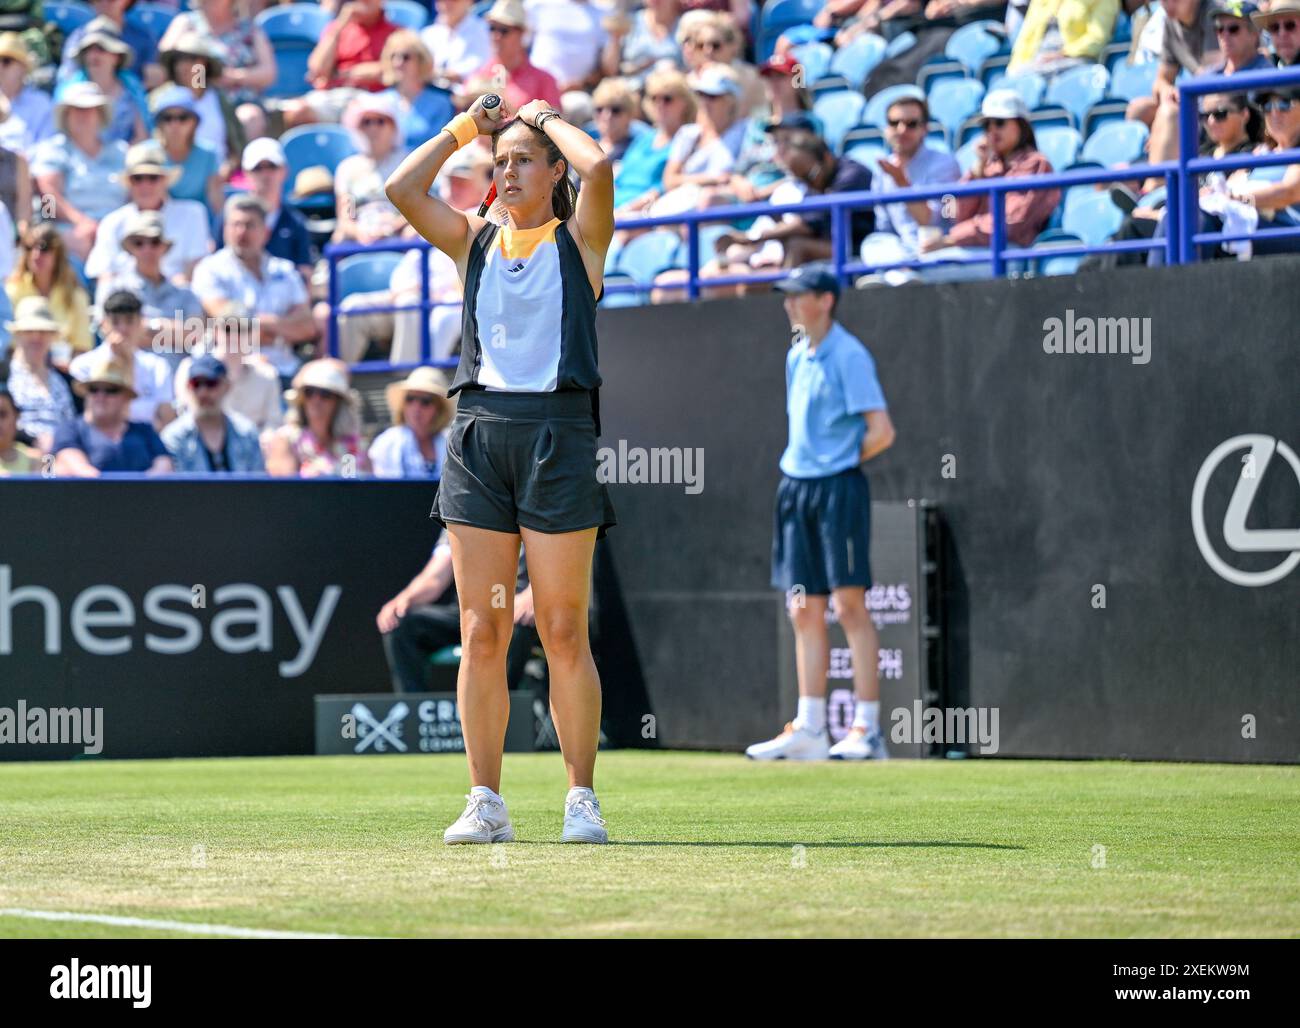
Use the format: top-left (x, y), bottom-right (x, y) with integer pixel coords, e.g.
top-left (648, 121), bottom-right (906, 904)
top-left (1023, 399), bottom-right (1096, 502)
top-left (747, 263), bottom-right (896, 762)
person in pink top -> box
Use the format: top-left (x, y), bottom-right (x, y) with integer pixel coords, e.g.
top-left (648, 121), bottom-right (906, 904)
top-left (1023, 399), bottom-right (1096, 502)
top-left (456, 0), bottom-right (562, 114)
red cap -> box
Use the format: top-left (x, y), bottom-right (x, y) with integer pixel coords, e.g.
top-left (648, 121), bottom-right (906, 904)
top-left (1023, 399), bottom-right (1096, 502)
top-left (760, 53), bottom-right (800, 77)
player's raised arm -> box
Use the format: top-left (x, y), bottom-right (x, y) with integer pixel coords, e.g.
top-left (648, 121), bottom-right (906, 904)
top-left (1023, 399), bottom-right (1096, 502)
top-left (384, 95), bottom-right (504, 264)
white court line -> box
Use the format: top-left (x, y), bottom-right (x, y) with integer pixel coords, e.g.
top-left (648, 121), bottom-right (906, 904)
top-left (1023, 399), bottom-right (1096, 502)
top-left (0, 908), bottom-right (376, 940)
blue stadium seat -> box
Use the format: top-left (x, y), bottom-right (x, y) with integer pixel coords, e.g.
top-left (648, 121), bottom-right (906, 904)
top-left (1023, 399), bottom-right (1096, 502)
top-left (958, 116), bottom-right (984, 146)
top-left (917, 58), bottom-right (969, 95)
top-left (267, 44), bottom-right (314, 100)
top-left (864, 83), bottom-right (924, 129)
top-left (126, 3), bottom-right (176, 47)
top-left (845, 142), bottom-right (888, 171)
top-left (829, 33), bottom-right (887, 90)
top-left (599, 272), bottom-right (642, 308)
top-left (790, 41), bottom-right (833, 84)
top-left (979, 53), bottom-right (1011, 87)
top-left (955, 137), bottom-right (982, 174)
top-left (384, 0), bottom-right (429, 29)
top-left (1027, 107), bottom-right (1074, 131)
top-left (46, 0), bottom-right (95, 38)
top-left (1043, 64), bottom-right (1110, 127)
top-left (945, 20), bottom-right (1007, 75)
top-left (618, 230), bottom-right (683, 285)
top-left (1107, 61), bottom-right (1159, 102)
top-left (1082, 99), bottom-right (1130, 139)
top-left (1035, 126), bottom-right (1082, 172)
top-left (757, 0), bottom-right (822, 62)
top-left (988, 71), bottom-right (1046, 111)
top-left (928, 78), bottom-right (985, 139)
top-left (280, 125), bottom-right (358, 196)
top-left (1079, 119), bottom-right (1148, 166)
top-left (336, 252), bottom-right (403, 298)
top-left (813, 91), bottom-right (867, 153)
top-left (1060, 187), bottom-right (1124, 245)
top-left (256, 3), bottom-right (332, 41)
top-left (1113, 10), bottom-right (1133, 43)
top-left (884, 31), bottom-right (917, 59)
top-left (842, 124), bottom-right (885, 149)
top-left (782, 24), bottom-right (837, 46)
top-left (1102, 42), bottom-right (1132, 75)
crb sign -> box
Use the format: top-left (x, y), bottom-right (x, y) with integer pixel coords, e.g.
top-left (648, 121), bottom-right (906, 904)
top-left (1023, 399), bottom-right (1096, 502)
top-left (316, 693), bottom-right (538, 755)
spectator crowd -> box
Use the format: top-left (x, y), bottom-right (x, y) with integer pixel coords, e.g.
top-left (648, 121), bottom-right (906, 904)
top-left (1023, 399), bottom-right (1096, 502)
top-left (0, 0), bottom-right (1296, 478)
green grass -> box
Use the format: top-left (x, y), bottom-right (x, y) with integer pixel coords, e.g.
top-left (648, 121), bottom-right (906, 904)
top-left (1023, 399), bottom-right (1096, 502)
top-left (0, 753), bottom-right (1297, 938)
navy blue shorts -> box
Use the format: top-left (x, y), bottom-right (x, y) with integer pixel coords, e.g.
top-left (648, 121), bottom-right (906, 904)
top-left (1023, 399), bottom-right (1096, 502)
top-left (771, 467), bottom-right (872, 595)
top-left (433, 389), bottom-right (617, 538)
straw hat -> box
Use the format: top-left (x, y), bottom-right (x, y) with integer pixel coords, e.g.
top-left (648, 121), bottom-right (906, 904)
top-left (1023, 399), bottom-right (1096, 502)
top-left (284, 358), bottom-right (361, 436)
top-left (291, 166), bottom-right (334, 200)
top-left (0, 32), bottom-right (33, 72)
top-left (74, 355), bottom-right (138, 399)
top-left (122, 209), bottom-right (171, 246)
top-left (159, 30), bottom-right (228, 78)
top-left (120, 140), bottom-right (182, 186)
top-left (72, 17), bottom-right (135, 66)
top-left (54, 81), bottom-right (112, 135)
top-left (4, 296), bottom-right (62, 334)
top-left (486, 0), bottom-right (528, 29)
top-left (385, 367), bottom-right (453, 429)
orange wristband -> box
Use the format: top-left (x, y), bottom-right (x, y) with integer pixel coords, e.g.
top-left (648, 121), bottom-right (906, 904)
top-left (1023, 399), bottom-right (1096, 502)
top-left (443, 113), bottom-right (478, 149)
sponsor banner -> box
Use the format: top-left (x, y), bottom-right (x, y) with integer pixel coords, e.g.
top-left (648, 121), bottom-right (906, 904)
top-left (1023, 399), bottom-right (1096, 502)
top-left (314, 692), bottom-right (539, 755)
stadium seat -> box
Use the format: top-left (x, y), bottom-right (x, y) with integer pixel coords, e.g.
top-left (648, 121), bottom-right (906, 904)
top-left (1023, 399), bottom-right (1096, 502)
top-left (1079, 119), bottom-right (1148, 167)
top-left (1081, 100), bottom-right (1130, 139)
top-left (46, 0), bottom-right (95, 38)
top-left (790, 41), bottom-right (833, 84)
top-left (979, 53), bottom-right (1011, 87)
top-left (256, 3), bottom-right (332, 40)
top-left (845, 141), bottom-right (888, 171)
top-left (988, 71), bottom-right (1046, 112)
top-left (884, 31), bottom-right (917, 59)
top-left (384, 0), bottom-right (429, 29)
top-left (1030, 228), bottom-right (1085, 275)
top-left (781, 24), bottom-right (837, 46)
top-left (812, 91), bottom-right (867, 153)
top-left (955, 137), bottom-right (982, 174)
top-left (809, 75), bottom-right (850, 97)
top-left (828, 33), bottom-right (887, 90)
top-left (280, 125), bottom-right (358, 196)
top-left (945, 20), bottom-right (1007, 75)
top-left (917, 58), bottom-right (969, 95)
top-left (335, 252), bottom-right (403, 298)
top-left (617, 230), bottom-right (683, 285)
top-left (1060, 187), bottom-right (1124, 245)
top-left (864, 83), bottom-right (924, 129)
top-left (757, 0), bottom-right (822, 62)
top-left (1113, 9), bottom-right (1133, 43)
top-left (927, 78), bottom-right (985, 139)
top-left (1107, 60), bottom-right (1159, 102)
top-left (695, 222), bottom-right (737, 263)
top-left (1027, 107), bottom-right (1074, 131)
top-left (267, 44), bottom-right (314, 100)
top-left (126, 2), bottom-right (176, 47)
top-left (1102, 42), bottom-right (1132, 75)
top-left (1043, 64), bottom-right (1110, 128)
top-left (599, 272), bottom-right (642, 308)
top-left (958, 116), bottom-right (984, 146)
top-left (1035, 126), bottom-right (1082, 172)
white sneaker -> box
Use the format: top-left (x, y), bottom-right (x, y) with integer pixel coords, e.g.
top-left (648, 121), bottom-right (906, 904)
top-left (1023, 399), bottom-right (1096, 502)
top-left (828, 727), bottom-right (889, 760)
top-left (443, 791), bottom-right (516, 844)
top-left (562, 789), bottom-right (608, 844)
top-left (745, 722), bottom-right (830, 761)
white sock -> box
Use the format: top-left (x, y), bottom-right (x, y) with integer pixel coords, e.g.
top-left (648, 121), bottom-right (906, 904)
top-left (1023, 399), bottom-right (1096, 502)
top-left (567, 786), bottom-right (595, 801)
top-left (852, 700), bottom-right (879, 733)
top-left (795, 697), bottom-right (826, 733)
top-left (470, 785), bottom-right (502, 803)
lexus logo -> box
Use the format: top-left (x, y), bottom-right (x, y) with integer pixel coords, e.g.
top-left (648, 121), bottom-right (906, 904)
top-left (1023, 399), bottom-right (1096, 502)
top-left (1191, 435), bottom-right (1300, 587)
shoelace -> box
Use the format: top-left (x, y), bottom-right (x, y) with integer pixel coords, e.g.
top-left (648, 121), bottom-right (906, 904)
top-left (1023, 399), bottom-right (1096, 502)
top-left (566, 796), bottom-right (606, 826)
top-left (458, 793), bottom-right (500, 831)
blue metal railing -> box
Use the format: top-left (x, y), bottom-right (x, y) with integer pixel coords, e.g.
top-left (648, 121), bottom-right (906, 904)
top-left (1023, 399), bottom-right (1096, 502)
top-left (324, 66), bottom-right (1300, 367)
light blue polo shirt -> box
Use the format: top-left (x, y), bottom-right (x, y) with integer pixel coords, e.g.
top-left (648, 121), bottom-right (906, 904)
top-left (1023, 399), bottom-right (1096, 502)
top-left (780, 321), bottom-right (887, 479)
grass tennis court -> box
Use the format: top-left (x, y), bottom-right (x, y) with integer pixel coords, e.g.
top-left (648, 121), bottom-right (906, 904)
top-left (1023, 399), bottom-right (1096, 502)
top-left (1, 753), bottom-right (1296, 938)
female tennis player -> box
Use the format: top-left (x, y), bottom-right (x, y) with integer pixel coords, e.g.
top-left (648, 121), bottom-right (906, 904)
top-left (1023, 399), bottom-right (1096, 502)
top-left (385, 94), bottom-right (617, 845)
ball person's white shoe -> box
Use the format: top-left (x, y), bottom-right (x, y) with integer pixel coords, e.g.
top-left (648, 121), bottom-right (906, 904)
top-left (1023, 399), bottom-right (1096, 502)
top-left (828, 727), bottom-right (889, 760)
top-left (745, 722), bottom-right (831, 760)
top-left (443, 791), bottom-right (516, 844)
top-left (562, 788), bottom-right (609, 844)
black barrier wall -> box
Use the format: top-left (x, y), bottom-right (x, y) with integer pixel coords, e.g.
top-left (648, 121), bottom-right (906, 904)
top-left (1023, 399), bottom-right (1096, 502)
top-left (596, 257), bottom-right (1300, 762)
top-left (0, 482), bottom-right (649, 759)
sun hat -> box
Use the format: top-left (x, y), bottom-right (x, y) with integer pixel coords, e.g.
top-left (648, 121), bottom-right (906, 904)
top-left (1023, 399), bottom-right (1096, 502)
top-left (74, 354), bottom-right (138, 398)
top-left (4, 296), bottom-right (62, 334)
top-left (385, 367), bottom-right (453, 428)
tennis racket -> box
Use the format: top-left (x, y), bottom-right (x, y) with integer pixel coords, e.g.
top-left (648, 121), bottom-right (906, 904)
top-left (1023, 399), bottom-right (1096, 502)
top-left (476, 94), bottom-right (503, 218)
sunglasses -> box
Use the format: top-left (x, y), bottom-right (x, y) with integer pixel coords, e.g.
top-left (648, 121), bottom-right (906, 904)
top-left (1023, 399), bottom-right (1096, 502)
top-left (1200, 105), bottom-right (1242, 120)
top-left (888, 117), bottom-right (923, 129)
top-left (249, 162), bottom-right (281, 173)
top-left (87, 384), bottom-right (123, 396)
top-left (595, 105), bottom-right (627, 115)
top-left (189, 378), bottom-right (222, 391)
top-left (303, 386), bottom-right (336, 400)
top-left (390, 52), bottom-right (419, 62)
top-left (405, 394), bottom-right (438, 407)
top-left (650, 94), bottom-right (679, 104)
top-left (359, 117), bottom-right (391, 128)
top-left (695, 39), bottom-right (725, 51)
top-left (129, 174), bottom-right (163, 183)
top-left (126, 236), bottom-right (164, 248)
top-left (983, 117), bottom-right (1011, 128)
top-left (1263, 98), bottom-right (1297, 113)
top-left (157, 112), bottom-right (195, 123)
top-left (488, 23), bottom-right (519, 34)
top-left (1269, 18), bottom-right (1299, 31)
top-left (1214, 22), bottom-right (1243, 34)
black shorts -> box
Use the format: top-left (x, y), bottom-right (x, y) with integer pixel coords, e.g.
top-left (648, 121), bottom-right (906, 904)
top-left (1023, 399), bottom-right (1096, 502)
top-left (771, 467), bottom-right (872, 595)
top-left (432, 389), bottom-right (617, 538)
